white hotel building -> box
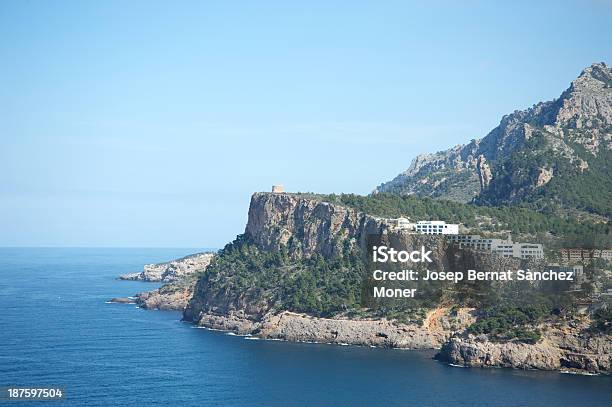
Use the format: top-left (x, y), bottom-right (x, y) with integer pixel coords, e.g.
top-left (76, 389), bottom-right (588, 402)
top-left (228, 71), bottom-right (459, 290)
top-left (414, 220), bottom-right (459, 235)
top-left (449, 234), bottom-right (544, 260)
top-left (386, 218), bottom-right (459, 235)
top-left (385, 218), bottom-right (543, 260)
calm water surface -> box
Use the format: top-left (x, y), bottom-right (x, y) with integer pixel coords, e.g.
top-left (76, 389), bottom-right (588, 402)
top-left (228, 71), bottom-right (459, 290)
top-left (1, 248), bottom-right (610, 406)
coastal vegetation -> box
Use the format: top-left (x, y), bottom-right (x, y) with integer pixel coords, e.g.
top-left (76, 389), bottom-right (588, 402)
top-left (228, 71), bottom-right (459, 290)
top-left (477, 136), bottom-right (612, 218)
top-left (199, 233), bottom-right (584, 339)
top-left (315, 192), bottom-right (611, 248)
top-left (589, 307), bottom-right (612, 334)
top-left (200, 235), bottom-right (364, 317)
top-left (466, 304), bottom-right (551, 344)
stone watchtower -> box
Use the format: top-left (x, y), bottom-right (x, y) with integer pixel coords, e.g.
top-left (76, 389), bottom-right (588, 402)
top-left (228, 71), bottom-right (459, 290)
top-left (271, 184), bottom-right (285, 193)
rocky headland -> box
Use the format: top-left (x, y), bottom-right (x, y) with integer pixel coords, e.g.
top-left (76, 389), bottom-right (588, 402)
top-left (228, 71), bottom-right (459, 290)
top-left (114, 252), bottom-right (214, 310)
top-left (179, 191), bottom-right (611, 375)
top-left (115, 190), bottom-right (610, 375)
top-left (119, 252), bottom-right (214, 283)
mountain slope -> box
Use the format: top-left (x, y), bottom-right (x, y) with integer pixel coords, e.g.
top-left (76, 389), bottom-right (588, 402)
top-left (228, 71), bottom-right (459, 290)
top-left (375, 62), bottom-right (612, 217)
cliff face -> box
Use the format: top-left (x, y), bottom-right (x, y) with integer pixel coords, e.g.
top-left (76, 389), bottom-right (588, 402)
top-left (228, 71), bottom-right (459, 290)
top-left (244, 192), bottom-right (373, 259)
top-left (244, 192), bottom-right (523, 270)
top-left (375, 62), bottom-right (612, 215)
top-left (244, 192), bottom-right (459, 262)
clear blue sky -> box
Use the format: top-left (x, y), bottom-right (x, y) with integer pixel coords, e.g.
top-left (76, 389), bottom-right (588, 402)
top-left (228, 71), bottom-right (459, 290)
top-left (1, 1), bottom-right (610, 248)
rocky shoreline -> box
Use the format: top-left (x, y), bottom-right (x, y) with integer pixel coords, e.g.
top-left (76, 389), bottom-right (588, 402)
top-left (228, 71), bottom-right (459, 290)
top-left (114, 276), bottom-right (611, 376)
top-left (110, 282), bottom-right (195, 311)
top-left (188, 308), bottom-right (475, 349)
top-left (189, 309), bottom-right (611, 376)
top-left (449, 314), bottom-right (611, 375)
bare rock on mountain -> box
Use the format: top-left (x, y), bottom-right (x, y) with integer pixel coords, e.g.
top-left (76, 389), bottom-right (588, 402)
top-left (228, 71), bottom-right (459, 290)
top-left (477, 155), bottom-right (493, 189)
top-left (535, 167), bottom-right (553, 187)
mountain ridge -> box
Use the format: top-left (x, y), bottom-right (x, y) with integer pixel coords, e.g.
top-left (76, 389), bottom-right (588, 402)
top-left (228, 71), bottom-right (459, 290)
top-left (375, 62), bottom-right (612, 217)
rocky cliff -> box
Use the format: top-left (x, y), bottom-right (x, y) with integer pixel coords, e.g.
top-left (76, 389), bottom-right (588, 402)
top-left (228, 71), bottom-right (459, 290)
top-left (244, 192), bottom-right (376, 258)
top-left (375, 62), bottom-right (612, 216)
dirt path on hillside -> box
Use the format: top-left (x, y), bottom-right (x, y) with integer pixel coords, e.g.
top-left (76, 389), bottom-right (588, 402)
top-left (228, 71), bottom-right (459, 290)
top-left (423, 307), bottom-right (449, 333)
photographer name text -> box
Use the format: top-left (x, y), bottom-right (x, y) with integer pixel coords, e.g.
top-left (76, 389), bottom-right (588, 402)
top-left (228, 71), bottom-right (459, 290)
top-left (371, 245), bottom-right (574, 298)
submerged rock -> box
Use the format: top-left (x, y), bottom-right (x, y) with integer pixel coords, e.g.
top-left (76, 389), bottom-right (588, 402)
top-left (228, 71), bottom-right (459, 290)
top-left (108, 297), bottom-right (136, 304)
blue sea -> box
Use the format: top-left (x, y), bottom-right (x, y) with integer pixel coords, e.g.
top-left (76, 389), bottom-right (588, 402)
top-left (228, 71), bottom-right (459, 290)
top-left (0, 248), bottom-right (610, 406)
